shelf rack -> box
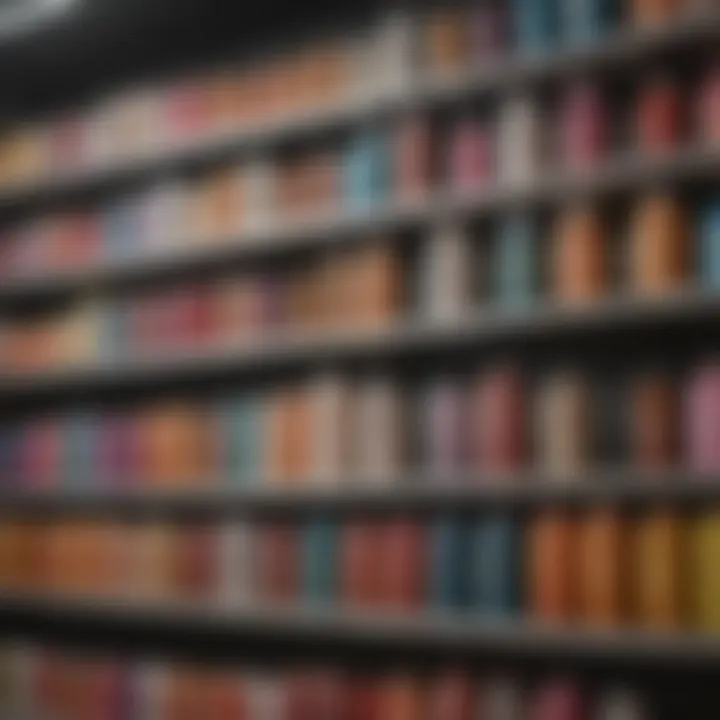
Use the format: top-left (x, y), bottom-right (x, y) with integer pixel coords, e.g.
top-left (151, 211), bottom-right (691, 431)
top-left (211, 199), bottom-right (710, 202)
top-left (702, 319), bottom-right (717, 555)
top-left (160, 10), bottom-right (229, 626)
top-left (1, 12), bottom-right (720, 682)
top-left (0, 144), bottom-right (718, 308)
top-left (1, 288), bottom-right (718, 402)
top-left (0, 594), bottom-right (717, 672)
top-left (0, 15), bottom-right (715, 218)
top-left (0, 470), bottom-right (718, 516)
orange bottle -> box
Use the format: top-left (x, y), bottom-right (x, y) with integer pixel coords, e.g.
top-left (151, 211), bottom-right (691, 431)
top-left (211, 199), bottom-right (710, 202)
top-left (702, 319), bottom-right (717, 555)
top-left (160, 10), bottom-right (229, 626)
top-left (632, 0), bottom-right (685, 26)
top-left (629, 195), bottom-right (689, 296)
top-left (527, 511), bottom-right (578, 624)
top-left (577, 509), bottom-right (628, 628)
top-left (553, 205), bottom-right (607, 303)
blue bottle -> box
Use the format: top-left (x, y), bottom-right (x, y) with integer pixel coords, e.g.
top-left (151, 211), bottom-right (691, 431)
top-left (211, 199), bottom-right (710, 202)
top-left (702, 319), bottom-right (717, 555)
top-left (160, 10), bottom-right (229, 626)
top-left (430, 516), bottom-right (470, 612)
top-left (104, 195), bottom-right (144, 261)
top-left (468, 514), bottom-right (521, 617)
top-left (302, 518), bottom-right (338, 605)
top-left (700, 199), bottom-right (720, 290)
top-left (560, 0), bottom-right (618, 46)
top-left (512, 0), bottom-right (561, 54)
top-left (344, 129), bottom-right (392, 212)
top-left (0, 426), bottom-right (20, 488)
top-left (494, 213), bottom-right (538, 309)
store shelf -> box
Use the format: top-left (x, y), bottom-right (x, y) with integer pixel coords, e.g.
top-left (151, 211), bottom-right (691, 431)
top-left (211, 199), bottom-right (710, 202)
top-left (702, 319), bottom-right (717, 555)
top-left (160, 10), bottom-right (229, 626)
top-left (0, 594), bottom-right (717, 669)
top-left (0, 15), bottom-right (716, 218)
top-left (0, 471), bottom-right (718, 516)
top-left (0, 144), bottom-right (718, 308)
top-left (1, 289), bottom-right (719, 403)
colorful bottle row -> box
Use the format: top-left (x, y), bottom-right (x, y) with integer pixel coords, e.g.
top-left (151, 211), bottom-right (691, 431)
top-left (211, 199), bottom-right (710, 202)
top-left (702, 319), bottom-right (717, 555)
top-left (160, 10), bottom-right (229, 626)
top-left (0, 645), bottom-right (652, 720)
top-left (2, 190), bottom-right (720, 373)
top-left (0, 509), bottom-right (719, 633)
top-left (0, 241), bottom-right (400, 372)
top-left (423, 195), bottom-right (720, 315)
top-left (2, 362), bottom-right (720, 488)
top-left (0, 1), bottom-right (707, 190)
top-left (1, 56), bottom-right (719, 283)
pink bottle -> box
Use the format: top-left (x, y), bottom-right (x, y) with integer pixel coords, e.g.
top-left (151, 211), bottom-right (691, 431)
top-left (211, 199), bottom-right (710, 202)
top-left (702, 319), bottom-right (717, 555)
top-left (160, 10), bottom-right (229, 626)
top-left (426, 672), bottom-right (476, 720)
top-left (50, 116), bottom-right (88, 172)
top-left (685, 362), bottom-right (720, 473)
top-left (530, 682), bottom-right (587, 720)
top-left (698, 61), bottom-right (720, 144)
top-left (473, 366), bottom-right (527, 474)
top-left (448, 118), bottom-right (494, 192)
top-left (560, 81), bottom-right (609, 171)
top-left (164, 81), bottom-right (212, 143)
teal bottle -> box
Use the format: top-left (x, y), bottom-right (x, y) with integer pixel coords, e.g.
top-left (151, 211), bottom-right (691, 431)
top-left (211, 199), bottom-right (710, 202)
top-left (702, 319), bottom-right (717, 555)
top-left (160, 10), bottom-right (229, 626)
top-left (102, 302), bottom-right (125, 362)
top-left (513, 0), bottom-right (560, 54)
top-left (700, 199), bottom-right (720, 290)
top-left (221, 396), bottom-right (263, 485)
top-left (344, 129), bottom-right (392, 211)
top-left (104, 195), bottom-right (143, 261)
top-left (494, 213), bottom-right (538, 309)
top-left (302, 518), bottom-right (338, 605)
top-left (430, 516), bottom-right (470, 611)
top-left (560, 0), bottom-right (618, 46)
top-left (63, 411), bottom-right (97, 487)
top-left (469, 514), bottom-right (521, 617)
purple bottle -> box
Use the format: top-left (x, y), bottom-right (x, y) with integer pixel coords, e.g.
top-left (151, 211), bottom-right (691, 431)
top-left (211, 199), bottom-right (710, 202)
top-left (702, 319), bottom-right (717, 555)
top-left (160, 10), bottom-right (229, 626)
top-left (424, 380), bottom-right (467, 479)
top-left (560, 80), bottom-right (609, 172)
top-left (97, 411), bottom-right (139, 487)
top-left (468, 1), bottom-right (510, 61)
top-left (685, 363), bottom-right (720, 473)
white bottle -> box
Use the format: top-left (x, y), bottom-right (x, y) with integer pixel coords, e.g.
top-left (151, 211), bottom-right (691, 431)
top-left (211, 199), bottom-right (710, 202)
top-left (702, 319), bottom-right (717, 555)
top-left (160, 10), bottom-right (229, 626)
top-left (497, 93), bottom-right (544, 187)
top-left (419, 223), bottom-right (471, 323)
top-left (354, 377), bottom-right (403, 484)
top-left (311, 373), bottom-right (354, 485)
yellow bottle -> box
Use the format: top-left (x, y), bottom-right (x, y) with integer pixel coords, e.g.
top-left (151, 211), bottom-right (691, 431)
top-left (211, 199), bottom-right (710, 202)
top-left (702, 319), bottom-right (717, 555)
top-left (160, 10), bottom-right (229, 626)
top-left (692, 512), bottom-right (720, 634)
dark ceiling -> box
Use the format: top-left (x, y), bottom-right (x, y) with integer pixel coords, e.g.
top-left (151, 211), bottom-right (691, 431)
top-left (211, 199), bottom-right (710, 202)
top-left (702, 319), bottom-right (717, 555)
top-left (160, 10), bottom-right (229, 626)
top-left (0, 0), bottom-right (363, 118)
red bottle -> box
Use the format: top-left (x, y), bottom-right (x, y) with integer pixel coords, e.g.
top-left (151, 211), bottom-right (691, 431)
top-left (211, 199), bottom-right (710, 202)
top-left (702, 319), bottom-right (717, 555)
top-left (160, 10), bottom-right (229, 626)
top-left (341, 520), bottom-right (384, 608)
top-left (631, 373), bottom-right (680, 471)
top-left (427, 672), bottom-right (477, 720)
top-left (530, 681), bottom-right (587, 720)
top-left (257, 523), bottom-right (300, 604)
top-left (287, 671), bottom-right (345, 720)
top-left (379, 518), bottom-right (428, 610)
top-left (473, 367), bottom-right (527, 473)
top-left (343, 677), bottom-right (382, 720)
top-left (23, 417), bottom-right (63, 490)
top-left (172, 524), bottom-right (219, 601)
top-left (636, 75), bottom-right (684, 155)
